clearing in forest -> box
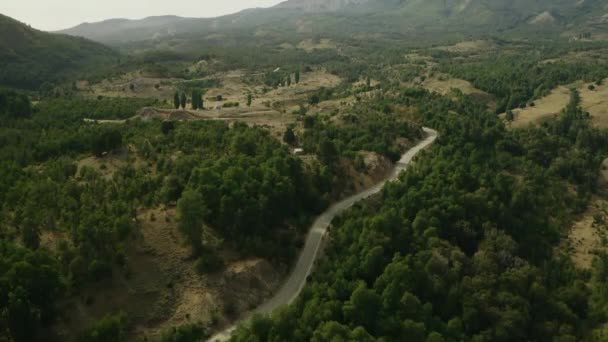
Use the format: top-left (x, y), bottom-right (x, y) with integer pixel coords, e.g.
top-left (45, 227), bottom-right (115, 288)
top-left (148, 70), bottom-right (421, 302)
top-left (421, 75), bottom-right (495, 108)
top-left (501, 86), bottom-right (571, 128)
top-left (578, 79), bottom-right (608, 128)
top-left (433, 40), bottom-right (497, 53)
top-left (566, 198), bottom-right (606, 269)
top-left (564, 158), bottom-right (608, 269)
top-left (502, 80), bottom-right (608, 129)
top-left (297, 38), bottom-right (337, 52)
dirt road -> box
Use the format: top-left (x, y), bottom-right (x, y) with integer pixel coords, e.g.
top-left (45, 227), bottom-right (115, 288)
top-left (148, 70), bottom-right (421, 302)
top-left (208, 127), bottom-right (438, 341)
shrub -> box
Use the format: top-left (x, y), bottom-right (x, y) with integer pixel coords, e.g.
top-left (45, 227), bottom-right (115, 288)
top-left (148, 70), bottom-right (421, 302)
top-left (195, 251), bottom-right (224, 274)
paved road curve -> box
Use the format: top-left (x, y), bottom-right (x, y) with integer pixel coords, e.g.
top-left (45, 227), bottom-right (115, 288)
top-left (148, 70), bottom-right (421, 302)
top-left (208, 128), bottom-right (438, 341)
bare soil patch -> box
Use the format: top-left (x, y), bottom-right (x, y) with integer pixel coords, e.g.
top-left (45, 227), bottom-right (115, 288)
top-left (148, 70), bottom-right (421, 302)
top-left (53, 206), bottom-right (284, 341)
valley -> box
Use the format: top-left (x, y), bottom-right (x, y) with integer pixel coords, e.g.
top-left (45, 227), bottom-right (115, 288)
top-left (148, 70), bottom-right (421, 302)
top-left (2, 0), bottom-right (608, 341)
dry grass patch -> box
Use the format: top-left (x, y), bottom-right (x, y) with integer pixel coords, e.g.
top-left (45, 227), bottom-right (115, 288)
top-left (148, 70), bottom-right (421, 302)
top-left (86, 71), bottom-right (179, 99)
top-left (297, 38), bottom-right (336, 52)
top-left (563, 159), bottom-right (608, 270)
top-left (578, 79), bottom-right (608, 128)
top-left (421, 75), bottom-right (495, 109)
top-left (434, 40), bottom-right (496, 53)
top-left (565, 197), bottom-right (608, 269)
top-left (501, 86), bottom-right (571, 128)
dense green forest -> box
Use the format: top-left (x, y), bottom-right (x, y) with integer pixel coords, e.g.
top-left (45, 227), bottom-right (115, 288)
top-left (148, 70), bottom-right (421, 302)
top-left (231, 88), bottom-right (608, 341)
top-left (0, 85), bottom-right (421, 340)
top-left (2, 6), bottom-right (608, 340)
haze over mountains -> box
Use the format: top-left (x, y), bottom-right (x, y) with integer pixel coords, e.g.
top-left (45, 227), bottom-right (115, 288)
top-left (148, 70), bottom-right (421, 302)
top-left (58, 0), bottom-right (608, 45)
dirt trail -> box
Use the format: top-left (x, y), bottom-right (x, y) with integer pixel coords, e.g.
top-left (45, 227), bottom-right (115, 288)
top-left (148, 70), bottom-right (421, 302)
top-left (208, 128), bottom-right (438, 341)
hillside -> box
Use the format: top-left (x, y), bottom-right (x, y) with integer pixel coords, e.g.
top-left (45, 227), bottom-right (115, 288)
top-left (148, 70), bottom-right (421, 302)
top-left (59, 0), bottom-right (608, 47)
top-left (0, 14), bottom-right (118, 89)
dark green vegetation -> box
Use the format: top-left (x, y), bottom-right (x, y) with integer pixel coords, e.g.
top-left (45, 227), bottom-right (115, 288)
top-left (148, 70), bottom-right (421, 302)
top-left (0, 84), bottom-right (419, 340)
top-left (0, 14), bottom-right (118, 90)
top-left (232, 87), bottom-right (608, 341)
top-left (440, 47), bottom-right (608, 113)
top-left (2, 2), bottom-right (608, 340)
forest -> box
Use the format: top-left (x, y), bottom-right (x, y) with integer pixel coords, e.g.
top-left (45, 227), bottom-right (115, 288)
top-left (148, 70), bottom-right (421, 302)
top-left (439, 48), bottom-right (608, 113)
top-left (2, 6), bottom-right (608, 340)
top-left (0, 84), bottom-right (422, 340)
top-left (231, 88), bottom-right (608, 341)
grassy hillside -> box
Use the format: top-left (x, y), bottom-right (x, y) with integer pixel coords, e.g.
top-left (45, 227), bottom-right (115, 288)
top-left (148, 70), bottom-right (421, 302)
top-left (0, 14), bottom-right (118, 89)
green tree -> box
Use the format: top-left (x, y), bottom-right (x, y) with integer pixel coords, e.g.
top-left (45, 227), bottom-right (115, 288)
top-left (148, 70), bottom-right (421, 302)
top-left (283, 127), bottom-right (296, 145)
top-left (295, 70), bottom-right (301, 84)
top-left (92, 128), bottom-right (122, 157)
top-left (180, 93), bottom-right (187, 109)
top-left (287, 75), bottom-right (292, 86)
top-left (191, 90), bottom-right (199, 110)
top-left (21, 219), bottom-right (40, 250)
top-left (198, 92), bottom-right (204, 110)
top-left (247, 94), bottom-right (252, 107)
top-left (343, 283), bottom-right (382, 331)
top-left (173, 92), bottom-right (180, 109)
top-left (161, 120), bottom-right (175, 135)
top-left (161, 323), bottom-right (206, 342)
top-left (318, 138), bottom-right (338, 165)
top-left (78, 313), bottom-right (128, 342)
top-left (177, 189), bottom-right (206, 255)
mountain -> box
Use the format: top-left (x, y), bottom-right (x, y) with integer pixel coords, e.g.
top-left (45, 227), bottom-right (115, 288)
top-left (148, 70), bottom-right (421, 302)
top-left (58, 15), bottom-right (198, 45)
top-left (274, 0), bottom-right (371, 12)
top-left (0, 14), bottom-right (118, 89)
top-left (58, 0), bottom-right (608, 47)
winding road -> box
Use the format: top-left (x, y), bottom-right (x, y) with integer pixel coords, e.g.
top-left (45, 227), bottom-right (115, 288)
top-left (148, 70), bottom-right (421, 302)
top-left (208, 127), bottom-right (438, 341)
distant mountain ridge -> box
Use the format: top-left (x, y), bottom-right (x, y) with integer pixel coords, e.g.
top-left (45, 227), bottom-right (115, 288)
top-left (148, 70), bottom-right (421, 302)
top-left (57, 0), bottom-right (608, 46)
top-left (274, 0), bottom-right (371, 12)
top-left (58, 15), bottom-right (195, 44)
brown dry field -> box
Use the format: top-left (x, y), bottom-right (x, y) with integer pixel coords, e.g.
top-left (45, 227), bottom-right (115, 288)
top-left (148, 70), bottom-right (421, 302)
top-left (502, 79), bottom-right (608, 129)
top-left (85, 69), bottom-right (343, 139)
top-left (579, 79), bottom-right (608, 128)
top-left (421, 74), bottom-right (496, 110)
top-left (501, 86), bottom-right (572, 128)
top-left (84, 71), bottom-right (181, 99)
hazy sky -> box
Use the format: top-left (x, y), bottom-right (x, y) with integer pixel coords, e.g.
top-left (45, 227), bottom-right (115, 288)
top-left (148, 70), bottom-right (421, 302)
top-left (1, 0), bottom-right (285, 31)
